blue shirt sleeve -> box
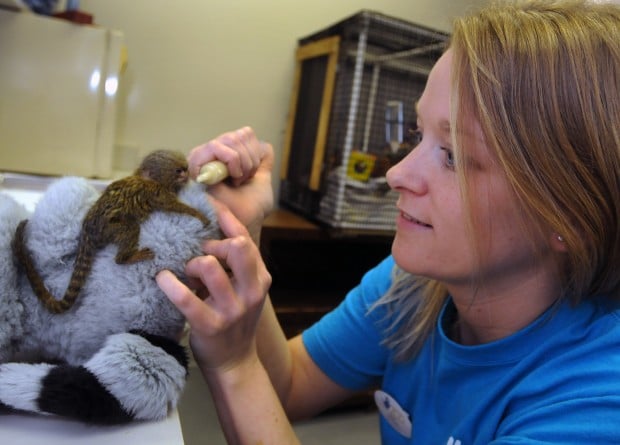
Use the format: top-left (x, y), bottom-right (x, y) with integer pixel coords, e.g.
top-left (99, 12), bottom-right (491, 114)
top-left (302, 255), bottom-right (395, 391)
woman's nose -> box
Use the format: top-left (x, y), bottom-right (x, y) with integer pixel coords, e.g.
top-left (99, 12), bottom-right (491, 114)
top-left (386, 145), bottom-right (429, 195)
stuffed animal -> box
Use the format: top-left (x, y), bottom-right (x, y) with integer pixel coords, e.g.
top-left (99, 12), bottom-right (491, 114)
top-left (0, 176), bottom-right (219, 424)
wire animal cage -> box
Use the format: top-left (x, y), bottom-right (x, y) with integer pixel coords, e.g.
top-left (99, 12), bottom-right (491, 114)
top-left (280, 10), bottom-right (448, 232)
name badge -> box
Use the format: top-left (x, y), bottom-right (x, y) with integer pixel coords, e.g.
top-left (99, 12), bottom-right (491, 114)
top-left (374, 389), bottom-right (412, 439)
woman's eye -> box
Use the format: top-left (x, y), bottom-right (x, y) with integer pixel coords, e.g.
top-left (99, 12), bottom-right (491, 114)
top-left (442, 147), bottom-right (455, 169)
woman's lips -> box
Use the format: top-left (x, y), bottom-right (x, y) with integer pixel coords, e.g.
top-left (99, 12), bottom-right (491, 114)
top-left (400, 211), bottom-right (432, 228)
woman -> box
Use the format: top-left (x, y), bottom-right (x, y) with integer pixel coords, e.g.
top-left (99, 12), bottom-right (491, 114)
top-left (158, 1), bottom-right (620, 443)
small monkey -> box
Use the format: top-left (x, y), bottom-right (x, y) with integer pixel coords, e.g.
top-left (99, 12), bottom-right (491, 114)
top-left (12, 149), bottom-right (211, 314)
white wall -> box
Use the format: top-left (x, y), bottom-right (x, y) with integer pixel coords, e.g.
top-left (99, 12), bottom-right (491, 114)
top-left (77, 0), bottom-right (487, 192)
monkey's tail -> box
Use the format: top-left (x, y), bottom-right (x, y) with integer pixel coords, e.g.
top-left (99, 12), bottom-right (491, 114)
top-left (53, 234), bottom-right (96, 313)
top-left (12, 220), bottom-right (65, 313)
top-left (12, 220), bottom-right (93, 314)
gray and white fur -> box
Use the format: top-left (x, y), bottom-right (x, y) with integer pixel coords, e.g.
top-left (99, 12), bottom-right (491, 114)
top-left (0, 177), bottom-right (219, 424)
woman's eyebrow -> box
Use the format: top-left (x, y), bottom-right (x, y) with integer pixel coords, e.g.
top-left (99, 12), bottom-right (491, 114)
top-left (414, 101), bottom-right (451, 136)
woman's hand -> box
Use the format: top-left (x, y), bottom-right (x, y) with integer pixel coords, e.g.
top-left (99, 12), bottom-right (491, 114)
top-left (156, 205), bottom-right (272, 371)
top-left (188, 126), bottom-right (274, 241)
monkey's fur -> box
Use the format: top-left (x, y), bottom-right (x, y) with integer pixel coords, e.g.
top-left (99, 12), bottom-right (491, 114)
top-left (12, 149), bottom-right (211, 313)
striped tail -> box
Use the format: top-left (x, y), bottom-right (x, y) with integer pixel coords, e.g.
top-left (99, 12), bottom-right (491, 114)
top-left (0, 332), bottom-right (188, 424)
top-left (55, 235), bottom-right (96, 312)
top-left (12, 219), bottom-right (94, 314)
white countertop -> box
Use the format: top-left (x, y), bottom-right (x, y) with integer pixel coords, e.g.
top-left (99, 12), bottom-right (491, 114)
top-left (1, 410), bottom-right (185, 444)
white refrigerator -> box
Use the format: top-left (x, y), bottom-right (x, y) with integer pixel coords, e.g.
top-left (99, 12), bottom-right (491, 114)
top-left (0, 7), bottom-right (124, 178)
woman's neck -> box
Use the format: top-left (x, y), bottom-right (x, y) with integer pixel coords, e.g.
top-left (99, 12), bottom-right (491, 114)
top-left (446, 268), bottom-right (561, 345)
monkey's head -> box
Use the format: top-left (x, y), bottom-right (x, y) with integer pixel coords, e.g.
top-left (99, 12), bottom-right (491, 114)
top-left (137, 149), bottom-right (190, 192)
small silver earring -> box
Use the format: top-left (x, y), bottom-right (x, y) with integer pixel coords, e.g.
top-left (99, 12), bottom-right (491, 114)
top-left (557, 235), bottom-right (564, 242)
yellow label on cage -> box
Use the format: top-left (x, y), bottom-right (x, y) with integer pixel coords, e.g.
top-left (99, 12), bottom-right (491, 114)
top-left (347, 151), bottom-right (377, 181)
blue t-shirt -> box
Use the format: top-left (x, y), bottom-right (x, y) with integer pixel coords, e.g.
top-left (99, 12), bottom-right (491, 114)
top-left (302, 256), bottom-right (620, 444)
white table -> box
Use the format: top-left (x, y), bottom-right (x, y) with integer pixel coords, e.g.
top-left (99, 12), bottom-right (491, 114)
top-left (0, 410), bottom-right (185, 444)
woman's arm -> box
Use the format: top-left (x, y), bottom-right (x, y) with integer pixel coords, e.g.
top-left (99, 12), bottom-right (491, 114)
top-left (158, 211), bottom-right (353, 444)
top-left (202, 349), bottom-right (301, 445)
top-left (157, 205), bottom-right (294, 445)
top-left (158, 128), bottom-right (354, 442)
top-left (255, 300), bottom-right (356, 420)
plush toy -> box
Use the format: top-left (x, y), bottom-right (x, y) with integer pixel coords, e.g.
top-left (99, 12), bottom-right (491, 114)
top-left (0, 176), bottom-right (219, 424)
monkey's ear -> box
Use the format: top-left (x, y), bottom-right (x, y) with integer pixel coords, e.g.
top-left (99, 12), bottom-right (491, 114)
top-left (138, 168), bottom-right (153, 180)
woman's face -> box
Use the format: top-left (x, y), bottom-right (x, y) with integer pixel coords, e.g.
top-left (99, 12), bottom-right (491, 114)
top-left (387, 49), bottom-right (545, 291)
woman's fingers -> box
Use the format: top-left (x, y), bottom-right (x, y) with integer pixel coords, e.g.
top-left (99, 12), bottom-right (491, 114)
top-left (156, 236), bottom-right (270, 370)
top-left (156, 269), bottom-right (214, 323)
top-left (187, 126), bottom-right (262, 183)
top-left (190, 236), bottom-right (270, 310)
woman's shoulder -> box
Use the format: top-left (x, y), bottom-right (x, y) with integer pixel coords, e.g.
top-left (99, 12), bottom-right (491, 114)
top-left (491, 298), bottom-right (620, 439)
top-left (521, 297), bottom-right (620, 386)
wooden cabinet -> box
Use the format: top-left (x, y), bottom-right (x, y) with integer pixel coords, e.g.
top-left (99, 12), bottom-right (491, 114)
top-left (260, 209), bottom-right (393, 338)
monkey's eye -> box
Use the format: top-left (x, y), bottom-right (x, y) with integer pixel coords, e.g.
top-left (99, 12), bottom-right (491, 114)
top-left (176, 168), bottom-right (186, 174)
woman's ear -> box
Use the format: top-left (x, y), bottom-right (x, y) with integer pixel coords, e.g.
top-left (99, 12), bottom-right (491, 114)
top-left (550, 233), bottom-right (568, 253)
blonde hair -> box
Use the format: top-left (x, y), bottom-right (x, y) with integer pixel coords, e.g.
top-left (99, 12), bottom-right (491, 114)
top-left (375, 0), bottom-right (620, 361)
